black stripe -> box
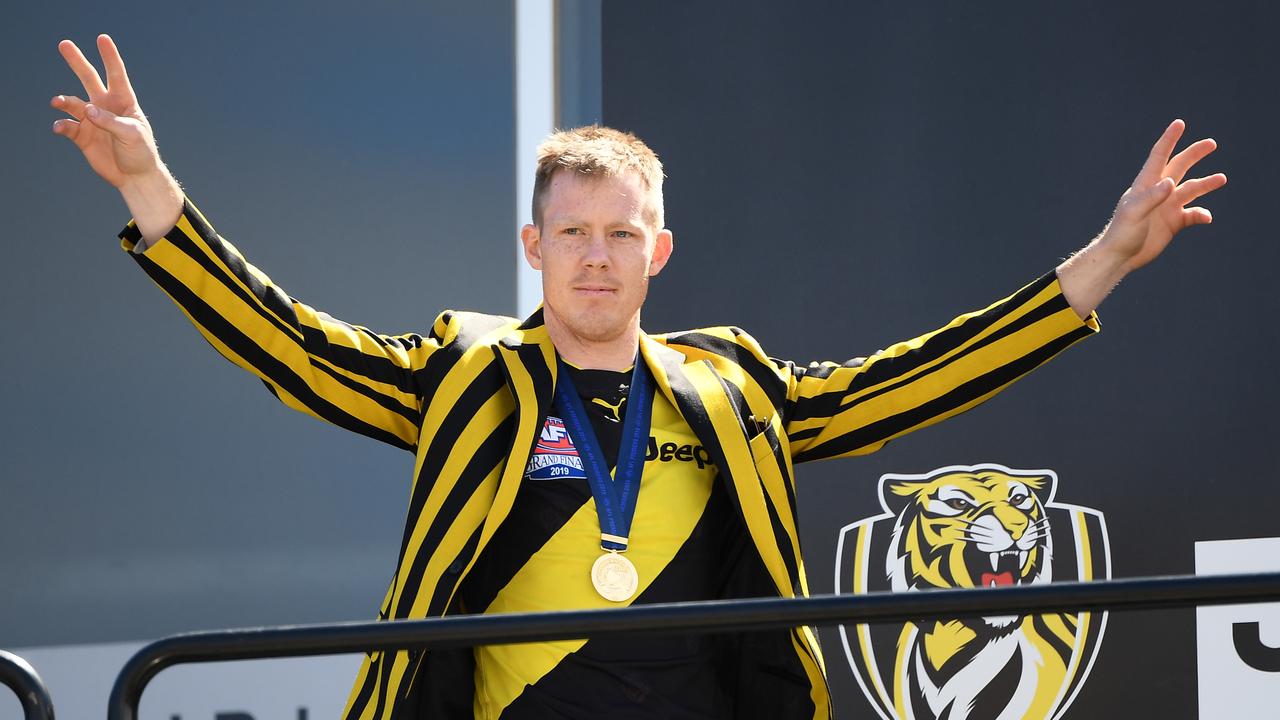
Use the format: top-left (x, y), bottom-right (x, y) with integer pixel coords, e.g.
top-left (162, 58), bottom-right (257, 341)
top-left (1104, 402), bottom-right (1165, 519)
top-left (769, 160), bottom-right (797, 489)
top-left (136, 254), bottom-right (415, 450)
top-left (670, 367), bottom-right (747, 522)
top-left (968, 646), bottom-right (1022, 718)
top-left (762, 423), bottom-right (798, 522)
top-left (371, 648), bottom-right (397, 720)
top-left (1085, 513), bottom-right (1109, 577)
top-left (665, 331), bottom-right (787, 413)
top-left (502, 487), bottom-right (745, 718)
top-left (517, 307), bottom-right (545, 330)
top-left (788, 293), bottom-right (1069, 444)
top-left (411, 343), bottom-right (467, 404)
top-left (119, 222), bottom-right (142, 245)
top-left (400, 363), bottom-right (507, 552)
top-left (702, 370), bottom-right (801, 594)
top-left (427, 311), bottom-right (453, 345)
top-left (711, 377), bottom-right (800, 545)
top-left (343, 654), bottom-right (379, 720)
top-left (393, 411), bottom-right (516, 620)
top-left (426, 524), bottom-right (485, 616)
top-left (297, 323), bottom-right (428, 398)
top-left (790, 627), bottom-right (819, 676)
top-left (758, 480), bottom-right (800, 593)
top-left (777, 356), bottom-right (864, 383)
top-left (794, 326), bottom-right (1092, 462)
top-left (160, 211), bottom-right (423, 396)
top-left (463, 483), bottom-right (590, 614)
top-left (1033, 613), bottom-right (1075, 661)
top-left (310, 353), bottom-right (420, 424)
top-left (789, 272), bottom-right (1060, 424)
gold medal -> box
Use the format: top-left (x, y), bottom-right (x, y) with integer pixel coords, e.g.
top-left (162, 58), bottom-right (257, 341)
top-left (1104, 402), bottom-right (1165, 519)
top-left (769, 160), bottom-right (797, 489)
top-left (591, 551), bottom-right (639, 602)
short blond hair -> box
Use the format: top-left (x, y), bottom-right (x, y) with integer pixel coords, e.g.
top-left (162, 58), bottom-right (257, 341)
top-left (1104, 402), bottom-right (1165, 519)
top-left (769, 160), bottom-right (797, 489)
top-left (532, 125), bottom-right (665, 228)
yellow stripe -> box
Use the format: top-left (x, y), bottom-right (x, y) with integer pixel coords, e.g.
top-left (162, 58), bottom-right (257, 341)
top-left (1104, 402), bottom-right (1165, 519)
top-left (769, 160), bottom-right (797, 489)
top-left (341, 655), bottom-right (372, 720)
top-left (149, 241), bottom-right (421, 444)
top-left (1062, 510), bottom-right (1095, 696)
top-left (1076, 510), bottom-right (1094, 580)
top-left (749, 427), bottom-right (805, 590)
top-left (892, 625), bottom-right (916, 718)
top-left (475, 394), bottom-right (714, 715)
top-left (853, 524), bottom-right (894, 713)
top-left (390, 386), bottom-right (510, 612)
top-left (174, 209), bottom-right (435, 385)
top-left (686, 362), bottom-right (794, 598)
top-left (1043, 612), bottom-right (1077, 648)
top-left (671, 332), bottom-right (809, 596)
top-left (374, 652), bottom-right (410, 720)
top-left (814, 303), bottom-right (1085, 450)
top-left (165, 212), bottom-right (427, 424)
top-left (786, 281), bottom-right (1092, 457)
top-left (386, 326), bottom-right (519, 612)
top-left (789, 629), bottom-right (831, 719)
top-left (789, 281), bottom-right (1060, 420)
top-left (369, 332), bottom-right (523, 708)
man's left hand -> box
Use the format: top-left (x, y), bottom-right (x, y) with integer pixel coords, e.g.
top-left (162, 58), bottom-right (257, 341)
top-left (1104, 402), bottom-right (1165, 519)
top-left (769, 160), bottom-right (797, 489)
top-left (1057, 119), bottom-right (1226, 317)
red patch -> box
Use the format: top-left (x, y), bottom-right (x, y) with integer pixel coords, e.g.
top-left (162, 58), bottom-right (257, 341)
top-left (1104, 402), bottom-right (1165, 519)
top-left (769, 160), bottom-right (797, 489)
top-left (981, 571), bottom-right (1015, 588)
top-left (536, 417), bottom-right (578, 455)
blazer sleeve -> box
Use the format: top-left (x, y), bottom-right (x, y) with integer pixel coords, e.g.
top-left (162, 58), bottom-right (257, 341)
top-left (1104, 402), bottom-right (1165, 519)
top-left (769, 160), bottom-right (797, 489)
top-left (119, 197), bottom-right (451, 452)
top-left (779, 270), bottom-right (1099, 463)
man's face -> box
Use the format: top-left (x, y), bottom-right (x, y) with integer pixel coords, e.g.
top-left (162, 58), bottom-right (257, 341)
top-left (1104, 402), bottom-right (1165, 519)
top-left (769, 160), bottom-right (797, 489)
top-left (521, 170), bottom-right (673, 343)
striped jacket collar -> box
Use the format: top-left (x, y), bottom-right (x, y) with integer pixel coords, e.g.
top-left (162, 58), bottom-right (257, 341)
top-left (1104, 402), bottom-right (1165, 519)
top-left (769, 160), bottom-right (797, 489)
top-left (492, 308), bottom-right (795, 600)
top-left (494, 306), bottom-right (709, 431)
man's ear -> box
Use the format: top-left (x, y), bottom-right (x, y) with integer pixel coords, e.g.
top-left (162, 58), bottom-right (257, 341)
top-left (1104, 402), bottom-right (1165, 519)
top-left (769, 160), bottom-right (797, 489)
top-left (520, 223), bottom-right (542, 270)
top-left (648, 228), bottom-right (674, 276)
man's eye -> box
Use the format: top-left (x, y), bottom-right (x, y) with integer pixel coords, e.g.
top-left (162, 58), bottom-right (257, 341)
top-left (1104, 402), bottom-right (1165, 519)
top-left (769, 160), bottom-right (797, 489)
top-left (613, 230), bottom-right (632, 239)
top-left (564, 228), bottom-right (582, 235)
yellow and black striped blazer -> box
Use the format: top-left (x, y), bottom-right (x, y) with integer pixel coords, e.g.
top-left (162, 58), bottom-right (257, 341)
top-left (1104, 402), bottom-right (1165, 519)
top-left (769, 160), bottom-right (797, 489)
top-left (121, 199), bottom-right (1098, 719)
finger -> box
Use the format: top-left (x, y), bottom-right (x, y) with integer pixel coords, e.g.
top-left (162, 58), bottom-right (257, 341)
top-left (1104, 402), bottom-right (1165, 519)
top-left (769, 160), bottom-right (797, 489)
top-left (52, 118), bottom-right (82, 141)
top-left (1173, 173), bottom-right (1228, 206)
top-left (83, 103), bottom-right (143, 144)
top-left (1137, 119), bottom-right (1186, 186)
top-left (97, 34), bottom-right (133, 93)
top-left (1128, 176), bottom-right (1175, 217)
top-left (1166, 138), bottom-right (1218, 184)
top-left (51, 94), bottom-right (88, 121)
top-left (1182, 207), bottom-right (1213, 227)
top-left (57, 39), bottom-right (107, 96)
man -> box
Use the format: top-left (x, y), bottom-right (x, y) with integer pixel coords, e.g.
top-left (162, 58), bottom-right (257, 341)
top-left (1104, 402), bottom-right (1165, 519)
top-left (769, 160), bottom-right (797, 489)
top-left (51, 34), bottom-right (1224, 720)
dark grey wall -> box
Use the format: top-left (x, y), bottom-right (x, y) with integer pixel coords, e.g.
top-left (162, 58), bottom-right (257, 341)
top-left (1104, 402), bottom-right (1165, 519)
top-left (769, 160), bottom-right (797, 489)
top-left (603, 2), bottom-right (1277, 716)
top-left (3, 2), bottom-right (515, 647)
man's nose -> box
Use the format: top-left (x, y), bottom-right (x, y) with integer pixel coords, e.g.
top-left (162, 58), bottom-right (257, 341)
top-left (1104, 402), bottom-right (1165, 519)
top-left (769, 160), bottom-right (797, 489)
top-left (582, 234), bottom-right (610, 267)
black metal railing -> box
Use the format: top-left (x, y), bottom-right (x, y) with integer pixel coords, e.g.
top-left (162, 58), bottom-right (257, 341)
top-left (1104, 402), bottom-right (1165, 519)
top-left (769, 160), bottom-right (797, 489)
top-left (108, 571), bottom-right (1280, 720)
top-left (0, 650), bottom-right (55, 720)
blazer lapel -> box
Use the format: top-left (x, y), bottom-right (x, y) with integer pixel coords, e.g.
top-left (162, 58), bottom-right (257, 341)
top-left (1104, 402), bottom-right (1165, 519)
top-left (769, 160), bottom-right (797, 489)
top-left (484, 310), bottom-right (557, 553)
top-left (639, 333), bottom-right (796, 599)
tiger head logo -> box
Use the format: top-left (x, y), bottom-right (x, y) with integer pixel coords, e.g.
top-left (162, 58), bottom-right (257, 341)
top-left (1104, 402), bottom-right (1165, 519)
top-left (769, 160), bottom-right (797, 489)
top-left (835, 464), bottom-right (1110, 720)
top-left (885, 468), bottom-right (1053, 629)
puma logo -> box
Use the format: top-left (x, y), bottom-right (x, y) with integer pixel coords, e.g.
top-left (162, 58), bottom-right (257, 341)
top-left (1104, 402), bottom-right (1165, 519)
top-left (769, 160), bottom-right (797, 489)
top-left (591, 396), bottom-right (626, 422)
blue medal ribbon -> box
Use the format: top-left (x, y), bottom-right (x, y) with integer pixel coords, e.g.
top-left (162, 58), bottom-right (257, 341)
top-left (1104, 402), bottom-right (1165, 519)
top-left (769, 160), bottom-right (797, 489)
top-left (552, 358), bottom-right (654, 552)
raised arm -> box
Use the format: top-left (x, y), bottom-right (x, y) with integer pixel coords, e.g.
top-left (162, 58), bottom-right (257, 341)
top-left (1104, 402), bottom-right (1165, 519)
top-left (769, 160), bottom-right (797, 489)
top-left (51, 34), bottom-right (182, 242)
top-left (1057, 119), bottom-right (1226, 316)
top-left (781, 120), bottom-right (1224, 462)
top-left (51, 36), bottom-right (449, 452)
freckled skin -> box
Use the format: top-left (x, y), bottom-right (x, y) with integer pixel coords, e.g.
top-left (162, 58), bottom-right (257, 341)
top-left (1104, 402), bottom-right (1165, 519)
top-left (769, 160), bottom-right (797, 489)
top-left (520, 171), bottom-right (673, 369)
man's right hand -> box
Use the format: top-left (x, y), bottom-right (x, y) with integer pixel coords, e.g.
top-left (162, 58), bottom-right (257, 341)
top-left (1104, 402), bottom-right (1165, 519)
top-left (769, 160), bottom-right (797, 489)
top-left (52, 34), bottom-right (183, 243)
